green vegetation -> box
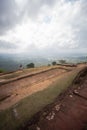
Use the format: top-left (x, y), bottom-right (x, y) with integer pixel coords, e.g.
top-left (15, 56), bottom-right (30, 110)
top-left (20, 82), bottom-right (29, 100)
top-left (59, 60), bottom-right (66, 64)
top-left (52, 61), bottom-right (57, 65)
top-left (0, 68), bottom-right (81, 130)
top-left (0, 69), bottom-right (4, 73)
top-left (27, 63), bottom-right (35, 68)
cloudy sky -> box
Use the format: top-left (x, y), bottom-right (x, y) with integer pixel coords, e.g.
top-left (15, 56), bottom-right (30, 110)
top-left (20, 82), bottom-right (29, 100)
top-left (0, 0), bottom-right (87, 57)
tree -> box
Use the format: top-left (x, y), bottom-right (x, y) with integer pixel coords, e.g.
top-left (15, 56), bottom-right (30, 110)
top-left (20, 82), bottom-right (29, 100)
top-left (52, 61), bottom-right (57, 66)
top-left (27, 63), bottom-right (35, 68)
top-left (0, 69), bottom-right (4, 73)
top-left (59, 60), bottom-right (66, 64)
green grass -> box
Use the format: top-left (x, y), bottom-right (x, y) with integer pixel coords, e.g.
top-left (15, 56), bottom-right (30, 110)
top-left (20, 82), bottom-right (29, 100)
top-left (0, 68), bottom-right (81, 130)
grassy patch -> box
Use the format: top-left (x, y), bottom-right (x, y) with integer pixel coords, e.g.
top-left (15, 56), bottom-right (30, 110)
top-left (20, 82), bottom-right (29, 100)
top-left (0, 68), bottom-right (81, 130)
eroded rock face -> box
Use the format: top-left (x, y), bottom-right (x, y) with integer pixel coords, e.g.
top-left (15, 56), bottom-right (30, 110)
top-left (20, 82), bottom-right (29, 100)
top-left (69, 95), bottom-right (73, 98)
top-left (74, 90), bottom-right (79, 94)
top-left (46, 111), bottom-right (55, 120)
top-left (36, 126), bottom-right (41, 130)
top-left (55, 104), bottom-right (61, 111)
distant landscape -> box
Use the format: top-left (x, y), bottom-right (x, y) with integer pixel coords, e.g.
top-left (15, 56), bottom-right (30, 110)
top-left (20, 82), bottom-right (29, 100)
top-left (0, 53), bottom-right (87, 72)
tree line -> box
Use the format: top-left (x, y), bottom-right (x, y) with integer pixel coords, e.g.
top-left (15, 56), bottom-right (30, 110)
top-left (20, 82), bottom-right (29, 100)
top-left (26, 60), bottom-right (66, 69)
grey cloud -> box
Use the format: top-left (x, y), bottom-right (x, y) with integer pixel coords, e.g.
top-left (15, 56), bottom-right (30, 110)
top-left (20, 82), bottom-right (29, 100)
top-left (0, 40), bottom-right (17, 49)
top-left (0, 0), bottom-right (57, 34)
top-left (72, 0), bottom-right (87, 48)
top-left (65, 0), bottom-right (78, 2)
top-left (0, 0), bottom-right (21, 35)
top-left (0, 0), bottom-right (77, 35)
top-left (0, 0), bottom-right (87, 55)
top-left (23, 0), bottom-right (57, 18)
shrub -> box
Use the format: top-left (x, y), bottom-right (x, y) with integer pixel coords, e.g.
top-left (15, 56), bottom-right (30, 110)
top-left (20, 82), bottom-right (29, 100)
top-left (52, 61), bottom-right (57, 66)
top-left (0, 69), bottom-right (4, 73)
top-left (59, 60), bottom-right (66, 64)
top-left (27, 63), bottom-right (35, 68)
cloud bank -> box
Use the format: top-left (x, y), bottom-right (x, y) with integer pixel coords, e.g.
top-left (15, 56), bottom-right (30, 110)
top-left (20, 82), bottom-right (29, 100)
top-left (0, 0), bottom-right (87, 56)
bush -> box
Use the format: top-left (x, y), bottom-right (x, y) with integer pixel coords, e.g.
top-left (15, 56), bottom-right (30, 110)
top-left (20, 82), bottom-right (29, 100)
top-left (27, 63), bottom-right (35, 68)
top-left (59, 60), bottom-right (66, 64)
top-left (52, 61), bottom-right (57, 66)
top-left (0, 69), bottom-right (4, 73)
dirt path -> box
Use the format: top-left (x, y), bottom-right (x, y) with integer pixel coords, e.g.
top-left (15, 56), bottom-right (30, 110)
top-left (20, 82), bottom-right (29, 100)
top-left (0, 67), bottom-right (70, 110)
top-left (22, 67), bottom-right (87, 130)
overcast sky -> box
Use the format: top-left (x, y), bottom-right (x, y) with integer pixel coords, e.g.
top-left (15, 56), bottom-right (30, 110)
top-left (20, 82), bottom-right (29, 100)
top-left (0, 0), bottom-right (87, 56)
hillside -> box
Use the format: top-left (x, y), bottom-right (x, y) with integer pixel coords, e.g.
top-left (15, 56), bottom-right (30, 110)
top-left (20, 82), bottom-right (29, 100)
top-left (0, 63), bottom-right (87, 130)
